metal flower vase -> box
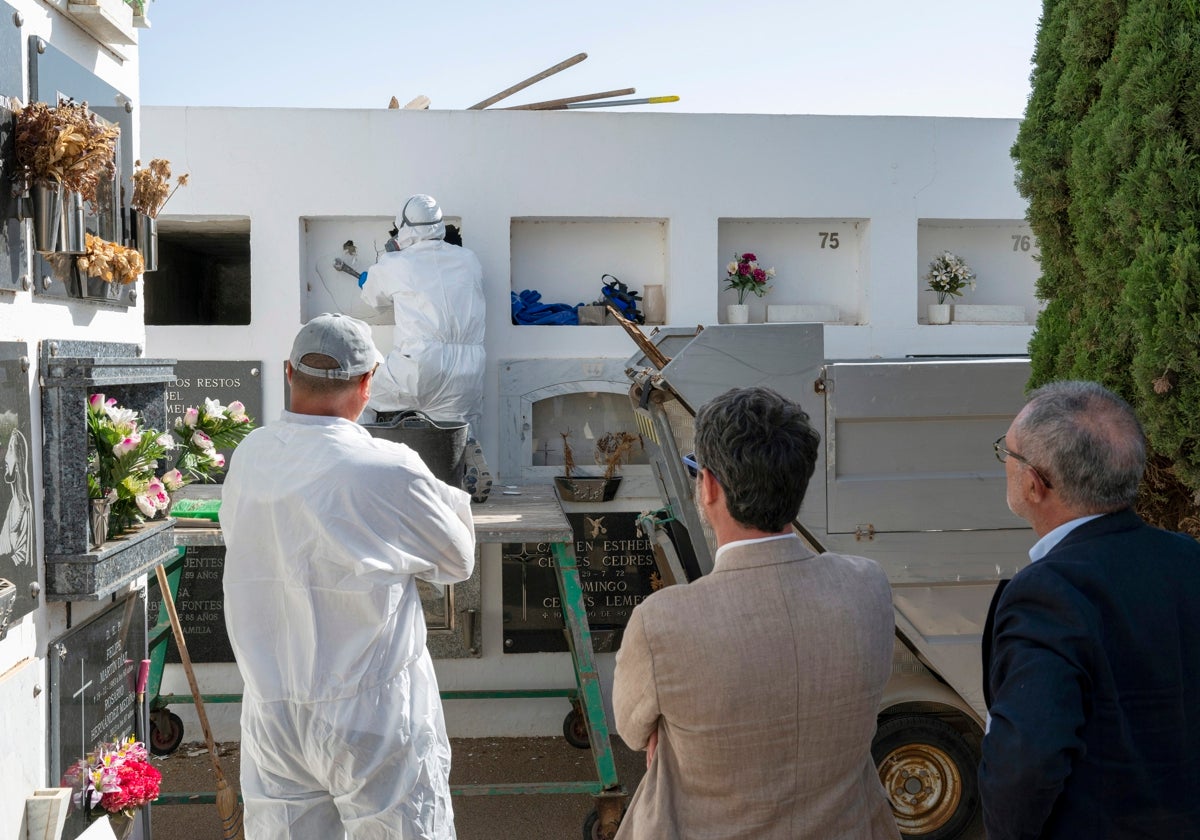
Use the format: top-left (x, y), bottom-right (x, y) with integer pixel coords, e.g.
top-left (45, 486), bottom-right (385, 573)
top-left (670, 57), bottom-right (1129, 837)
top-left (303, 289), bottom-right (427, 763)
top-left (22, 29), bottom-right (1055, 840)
top-left (31, 181), bottom-right (63, 253)
top-left (134, 212), bottom-right (158, 272)
top-left (89, 497), bottom-right (113, 549)
top-left (59, 190), bottom-right (87, 255)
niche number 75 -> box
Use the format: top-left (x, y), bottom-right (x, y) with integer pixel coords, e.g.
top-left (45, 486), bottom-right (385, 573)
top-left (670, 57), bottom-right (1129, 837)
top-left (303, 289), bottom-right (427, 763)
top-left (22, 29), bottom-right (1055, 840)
top-left (819, 232), bottom-right (840, 249)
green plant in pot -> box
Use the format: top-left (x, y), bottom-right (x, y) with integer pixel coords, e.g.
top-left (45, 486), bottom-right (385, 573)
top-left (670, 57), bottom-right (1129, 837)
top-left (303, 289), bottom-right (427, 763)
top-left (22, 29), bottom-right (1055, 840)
top-left (554, 431), bottom-right (641, 502)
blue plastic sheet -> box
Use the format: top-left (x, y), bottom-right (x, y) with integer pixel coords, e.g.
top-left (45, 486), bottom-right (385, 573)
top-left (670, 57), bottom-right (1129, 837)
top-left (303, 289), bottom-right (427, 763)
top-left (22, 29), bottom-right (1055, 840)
top-left (511, 290), bottom-right (581, 325)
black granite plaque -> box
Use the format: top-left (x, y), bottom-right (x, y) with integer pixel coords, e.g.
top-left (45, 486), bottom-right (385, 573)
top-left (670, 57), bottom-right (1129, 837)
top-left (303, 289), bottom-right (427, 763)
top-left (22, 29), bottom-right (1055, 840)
top-left (48, 593), bottom-right (147, 839)
top-left (165, 361), bottom-right (263, 482)
top-left (0, 344), bottom-right (35, 636)
top-left (146, 545), bottom-right (232, 663)
top-left (502, 511), bottom-right (664, 653)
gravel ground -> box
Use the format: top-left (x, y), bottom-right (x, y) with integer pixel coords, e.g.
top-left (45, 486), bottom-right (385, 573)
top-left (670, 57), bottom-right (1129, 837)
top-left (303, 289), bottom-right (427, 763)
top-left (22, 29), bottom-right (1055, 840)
top-left (150, 737), bottom-right (646, 840)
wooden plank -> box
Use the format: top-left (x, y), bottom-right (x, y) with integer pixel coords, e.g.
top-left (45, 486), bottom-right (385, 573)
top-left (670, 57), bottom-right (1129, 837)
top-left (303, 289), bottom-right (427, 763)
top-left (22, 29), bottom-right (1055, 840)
top-left (468, 53), bottom-right (587, 110)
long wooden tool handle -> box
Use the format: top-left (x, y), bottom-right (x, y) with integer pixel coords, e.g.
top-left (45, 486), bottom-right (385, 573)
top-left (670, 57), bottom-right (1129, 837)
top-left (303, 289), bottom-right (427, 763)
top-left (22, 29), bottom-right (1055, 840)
top-left (501, 87), bottom-right (635, 111)
top-left (605, 303), bottom-right (671, 369)
top-left (155, 563), bottom-right (225, 783)
top-left (468, 52), bottom-right (587, 110)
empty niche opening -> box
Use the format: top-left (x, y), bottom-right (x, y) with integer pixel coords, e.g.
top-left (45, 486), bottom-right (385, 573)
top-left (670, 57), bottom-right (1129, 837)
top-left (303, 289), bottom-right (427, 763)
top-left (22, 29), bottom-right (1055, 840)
top-left (144, 218), bottom-right (251, 325)
top-left (531, 392), bottom-right (649, 472)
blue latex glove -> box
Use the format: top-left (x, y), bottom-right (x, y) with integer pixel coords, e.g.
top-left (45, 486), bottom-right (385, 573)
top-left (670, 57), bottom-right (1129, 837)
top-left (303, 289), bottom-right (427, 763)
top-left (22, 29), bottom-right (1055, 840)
top-left (358, 271), bottom-right (368, 288)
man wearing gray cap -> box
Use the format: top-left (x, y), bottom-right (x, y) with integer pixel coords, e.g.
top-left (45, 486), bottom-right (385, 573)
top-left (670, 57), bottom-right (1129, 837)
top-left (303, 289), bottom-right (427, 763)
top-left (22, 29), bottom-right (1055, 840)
top-left (221, 313), bottom-right (476, 840)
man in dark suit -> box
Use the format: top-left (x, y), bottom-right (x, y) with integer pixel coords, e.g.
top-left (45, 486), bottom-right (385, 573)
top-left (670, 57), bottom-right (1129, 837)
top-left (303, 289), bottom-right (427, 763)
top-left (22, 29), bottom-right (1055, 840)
top-left (980, 380), bottom-right (1200, 839)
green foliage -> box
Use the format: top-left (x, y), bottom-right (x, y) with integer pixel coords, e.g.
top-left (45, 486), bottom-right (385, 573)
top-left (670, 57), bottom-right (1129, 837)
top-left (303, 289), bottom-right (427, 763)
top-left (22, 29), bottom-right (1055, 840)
top-left (1015, 0), bottom-right (1200, 526)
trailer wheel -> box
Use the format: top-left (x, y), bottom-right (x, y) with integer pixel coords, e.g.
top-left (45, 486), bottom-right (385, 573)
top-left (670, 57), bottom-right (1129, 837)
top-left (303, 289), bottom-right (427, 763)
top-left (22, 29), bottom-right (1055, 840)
top-left (563, 708), bottom-right (590, 749)
top-left (873, 715), bottom-right (979, 840)
top-left (149, 711), bottom-right (185, 756)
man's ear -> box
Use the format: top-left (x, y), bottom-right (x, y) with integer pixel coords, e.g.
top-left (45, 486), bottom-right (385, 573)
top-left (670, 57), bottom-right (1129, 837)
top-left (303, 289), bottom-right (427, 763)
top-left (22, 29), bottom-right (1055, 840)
top-left (284, 361), bottom-right (294, 385)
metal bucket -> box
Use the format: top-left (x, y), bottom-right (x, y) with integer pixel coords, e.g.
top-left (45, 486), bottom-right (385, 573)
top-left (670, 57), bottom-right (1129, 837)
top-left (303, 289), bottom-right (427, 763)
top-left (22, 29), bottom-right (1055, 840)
top-left (135, 213), bottom-right (158, 272)
top-left (363, 410), bottom-right (468, 487)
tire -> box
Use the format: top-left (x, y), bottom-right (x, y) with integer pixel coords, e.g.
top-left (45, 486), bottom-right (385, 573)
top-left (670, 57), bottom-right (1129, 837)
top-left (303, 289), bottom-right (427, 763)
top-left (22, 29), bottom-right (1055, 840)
top-left (582, 808), bottom-right (622, 840)
top-left (872, 714), bottom-right (980, 840)
top-left (149, 711), bottom-right (185, 756)
top-left (562, 708), bottom-right (591, 749)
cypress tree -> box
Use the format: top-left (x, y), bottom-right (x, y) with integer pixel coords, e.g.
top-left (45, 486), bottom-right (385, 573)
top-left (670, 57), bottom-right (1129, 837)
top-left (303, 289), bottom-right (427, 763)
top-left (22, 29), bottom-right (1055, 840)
top-left (1014, 0), bottom-right (1200, 531)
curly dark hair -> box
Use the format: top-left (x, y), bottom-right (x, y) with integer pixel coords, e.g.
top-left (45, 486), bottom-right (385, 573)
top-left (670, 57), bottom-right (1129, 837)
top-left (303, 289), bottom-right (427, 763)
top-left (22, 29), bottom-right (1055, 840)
top-left (694, 387), bottom-right (820, 532)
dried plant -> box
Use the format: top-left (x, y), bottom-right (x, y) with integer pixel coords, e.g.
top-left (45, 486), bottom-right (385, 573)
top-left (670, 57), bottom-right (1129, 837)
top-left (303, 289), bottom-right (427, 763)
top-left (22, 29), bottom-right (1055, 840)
top-left (560, 431), bottom-right (577, 478)
top-left (595, 431), bottom-right (641, 480)
top-left (13, 98), bottom-right (119, 202)
top-left (130, 158), bottom-right (189, 218)
top-left (77, 233), bottom-right (145, 285)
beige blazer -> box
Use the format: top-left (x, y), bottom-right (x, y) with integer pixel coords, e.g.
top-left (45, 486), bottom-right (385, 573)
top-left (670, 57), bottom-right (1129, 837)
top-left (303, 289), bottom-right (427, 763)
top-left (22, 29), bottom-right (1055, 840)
top-left (613, 535), bottom-right (899, 840)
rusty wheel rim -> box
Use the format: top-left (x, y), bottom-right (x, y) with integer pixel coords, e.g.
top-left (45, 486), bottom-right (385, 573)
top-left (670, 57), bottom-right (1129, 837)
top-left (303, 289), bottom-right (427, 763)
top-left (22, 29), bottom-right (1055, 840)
top-left (877, 742), bottom-right (962, 834)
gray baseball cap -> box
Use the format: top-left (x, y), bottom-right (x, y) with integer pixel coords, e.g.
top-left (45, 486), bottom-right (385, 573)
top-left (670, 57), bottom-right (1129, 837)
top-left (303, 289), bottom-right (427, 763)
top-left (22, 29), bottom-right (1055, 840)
top-left (289, 313), bottom-right (384, 380)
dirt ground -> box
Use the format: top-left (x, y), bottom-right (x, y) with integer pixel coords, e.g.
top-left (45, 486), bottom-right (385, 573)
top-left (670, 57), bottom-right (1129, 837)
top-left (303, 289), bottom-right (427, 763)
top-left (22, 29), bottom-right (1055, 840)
top-left (150, 737), bottom-right (647, 840)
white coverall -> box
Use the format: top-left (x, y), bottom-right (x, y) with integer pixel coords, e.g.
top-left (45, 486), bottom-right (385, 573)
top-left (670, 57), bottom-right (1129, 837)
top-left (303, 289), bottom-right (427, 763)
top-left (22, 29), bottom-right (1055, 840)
top-left (360, 226), bottom-right (485, 437)
top-left (221, 411), bottom-right (475, 840)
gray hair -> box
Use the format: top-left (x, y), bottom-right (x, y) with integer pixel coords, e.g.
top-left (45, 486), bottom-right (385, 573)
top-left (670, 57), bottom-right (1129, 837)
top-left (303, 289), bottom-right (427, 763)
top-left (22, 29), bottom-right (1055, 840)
top-left (1017, 380), bottom-right (1145, 512)
top-left (694, 387), bottom-right (820, 532)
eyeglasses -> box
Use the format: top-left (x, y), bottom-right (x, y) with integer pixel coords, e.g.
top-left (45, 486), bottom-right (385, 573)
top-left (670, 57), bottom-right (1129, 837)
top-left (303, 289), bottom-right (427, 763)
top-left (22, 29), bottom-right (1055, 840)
top-left (682, 453), bottom-right (701, 480)
top-left (993, 435), bottom-right (1053, 489)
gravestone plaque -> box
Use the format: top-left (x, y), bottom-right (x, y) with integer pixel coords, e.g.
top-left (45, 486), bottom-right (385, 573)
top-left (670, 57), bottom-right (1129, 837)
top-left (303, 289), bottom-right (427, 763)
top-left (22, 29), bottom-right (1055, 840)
top-left (502, 511), bottom-right (663, 653)
top-left (165, 361), bottom-right (263, 482)
top-left (48, 593), bottom-right (147, 840)
top-left (0, 344), bottom-right (35, 637)
top-left (146, 545), bottom-right (231, 663)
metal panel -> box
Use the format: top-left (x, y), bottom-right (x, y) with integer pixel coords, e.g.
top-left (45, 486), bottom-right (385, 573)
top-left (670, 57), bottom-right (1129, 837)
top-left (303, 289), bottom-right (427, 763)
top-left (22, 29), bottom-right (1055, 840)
top-left (0, 8), bottom-right (25, 294)
top-left (825, 358), bottom-right (1030, 533)
top-left (0, 343), bottom-right (34, 634)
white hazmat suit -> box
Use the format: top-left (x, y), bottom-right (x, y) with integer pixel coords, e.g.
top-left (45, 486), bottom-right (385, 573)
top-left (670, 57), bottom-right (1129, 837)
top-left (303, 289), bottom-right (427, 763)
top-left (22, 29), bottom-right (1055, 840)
top-left (222, 411), bottom-right (475, 839)
top-left (360, 195), bottom-right (486, 437)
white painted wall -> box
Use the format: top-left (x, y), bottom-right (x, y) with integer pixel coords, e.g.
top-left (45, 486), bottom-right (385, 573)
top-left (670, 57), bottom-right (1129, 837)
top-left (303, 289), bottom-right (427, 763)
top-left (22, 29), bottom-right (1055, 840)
top-left (139, 106), bottom-right (1033, 742)
top-left (0, 3), bottom-right (145, 837)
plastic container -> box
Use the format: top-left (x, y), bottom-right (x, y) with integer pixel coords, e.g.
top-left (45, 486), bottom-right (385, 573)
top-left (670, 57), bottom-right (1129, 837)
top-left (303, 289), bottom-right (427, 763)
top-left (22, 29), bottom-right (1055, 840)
top-left (363, 411), bottom-right (468, 487)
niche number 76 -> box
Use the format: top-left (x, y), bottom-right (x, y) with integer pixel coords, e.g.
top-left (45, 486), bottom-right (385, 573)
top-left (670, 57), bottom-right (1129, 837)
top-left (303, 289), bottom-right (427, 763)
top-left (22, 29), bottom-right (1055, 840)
top-left (1011, 235), bottom-right (1032, 251)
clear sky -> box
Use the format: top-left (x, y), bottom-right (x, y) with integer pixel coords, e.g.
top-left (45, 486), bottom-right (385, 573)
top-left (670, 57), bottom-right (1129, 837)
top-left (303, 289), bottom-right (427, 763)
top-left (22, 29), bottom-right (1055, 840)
top-left (139, 0), bottom-right (1045, 117)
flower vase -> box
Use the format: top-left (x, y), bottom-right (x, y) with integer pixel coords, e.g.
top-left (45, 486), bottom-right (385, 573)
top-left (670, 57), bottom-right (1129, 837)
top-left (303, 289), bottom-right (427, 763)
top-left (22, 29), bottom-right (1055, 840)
top-left (134, 213), bottom-right (158, 273)
top-left (107, 810), bottom-right (136, 840)
top-left (82, 276), bottom-right (121, 301)
top-left (59, 190), bottom-right (87, 255)
top-left (642, 284), bottom-right (666, 324)
top-left (726, 303), bottom-right (750, 324)
top-left (89, 497), bottom-right (113, 549)
top-left (927, 303), bottom-right (951, 325)
top-left (31, 181), bottom-right (64, 253)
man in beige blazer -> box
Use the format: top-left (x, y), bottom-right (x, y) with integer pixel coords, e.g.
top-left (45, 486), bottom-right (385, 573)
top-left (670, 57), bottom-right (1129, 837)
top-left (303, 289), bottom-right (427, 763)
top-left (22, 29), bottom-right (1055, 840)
top-left (613, 386), bottom-right (898, 839)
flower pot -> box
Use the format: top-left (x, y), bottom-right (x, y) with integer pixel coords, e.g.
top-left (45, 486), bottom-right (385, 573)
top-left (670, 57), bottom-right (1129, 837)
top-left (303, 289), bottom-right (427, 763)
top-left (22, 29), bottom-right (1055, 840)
top-left (59, 190), bottom-right (87, 255)
top-left (107, 810), bottom-right (136, 840)
top-left (642, 284), bottom-right (666, 325)
top-left (133, 213), bottom-right (158, 272)
top-left (31, 181), bottom-right (64, 253)
top-left (927, 303), bottom-right (951, 325)
top-left (90, 497), bottom-right (113, 549)
top-left (726, 303), bottom-right (749, 324)
top-left (553, 475), bottom-right (621, 503)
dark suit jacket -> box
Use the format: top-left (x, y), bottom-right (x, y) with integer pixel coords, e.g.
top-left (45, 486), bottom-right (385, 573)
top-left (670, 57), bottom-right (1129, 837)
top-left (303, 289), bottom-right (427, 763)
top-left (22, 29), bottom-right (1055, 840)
top-left (979, 509), bottom-right (1200, 840)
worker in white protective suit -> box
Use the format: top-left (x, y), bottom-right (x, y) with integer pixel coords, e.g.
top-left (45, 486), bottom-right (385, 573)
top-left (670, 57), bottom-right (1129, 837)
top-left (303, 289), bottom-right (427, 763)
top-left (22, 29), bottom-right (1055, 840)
top-left (359, 194), bottom-right (485, 437)
top-left (221, 313), bottom-right (475, 840)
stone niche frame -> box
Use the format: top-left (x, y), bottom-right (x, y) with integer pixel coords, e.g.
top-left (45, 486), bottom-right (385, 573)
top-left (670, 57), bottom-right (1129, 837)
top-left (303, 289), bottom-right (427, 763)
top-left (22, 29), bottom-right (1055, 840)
top-left (41, 340), bottom-right (177, 600)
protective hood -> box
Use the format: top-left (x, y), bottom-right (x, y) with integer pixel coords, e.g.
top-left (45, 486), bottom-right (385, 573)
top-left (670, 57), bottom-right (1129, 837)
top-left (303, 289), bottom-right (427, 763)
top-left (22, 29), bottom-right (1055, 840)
top-left (393, 194), bottom-right (446, 250)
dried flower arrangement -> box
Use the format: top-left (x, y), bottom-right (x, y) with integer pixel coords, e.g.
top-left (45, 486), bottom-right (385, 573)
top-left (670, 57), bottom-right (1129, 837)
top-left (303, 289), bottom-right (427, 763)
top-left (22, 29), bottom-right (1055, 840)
top-left (76, 233), bottom-right (146, 285)
top-left (594, 431), bottom-right (641, 480)
top-left (13, 99), bottom-right (119, 202)
top-left (130, 158), bottom-right (189, 218)
top-left (558, 430), bottom-right (642, 479)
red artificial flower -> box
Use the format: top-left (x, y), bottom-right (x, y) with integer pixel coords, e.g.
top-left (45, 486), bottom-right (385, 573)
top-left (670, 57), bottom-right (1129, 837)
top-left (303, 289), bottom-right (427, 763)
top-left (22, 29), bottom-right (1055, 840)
top-left (741, 252), bottom-right (757, 261)
top-left (752, 267), bottom-right (767, 282)
top-left (99, 760), bottom-right (161, 813)
top-left (737, 262), bottom-right (751, 276)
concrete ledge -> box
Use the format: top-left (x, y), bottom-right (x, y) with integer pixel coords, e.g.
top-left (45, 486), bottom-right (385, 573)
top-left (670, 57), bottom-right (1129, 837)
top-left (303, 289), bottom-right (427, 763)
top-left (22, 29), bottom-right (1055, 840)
top-left (952, 304), bottom-right (1026, 324)
top-left (767, 304), bottom-right (841, 323)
